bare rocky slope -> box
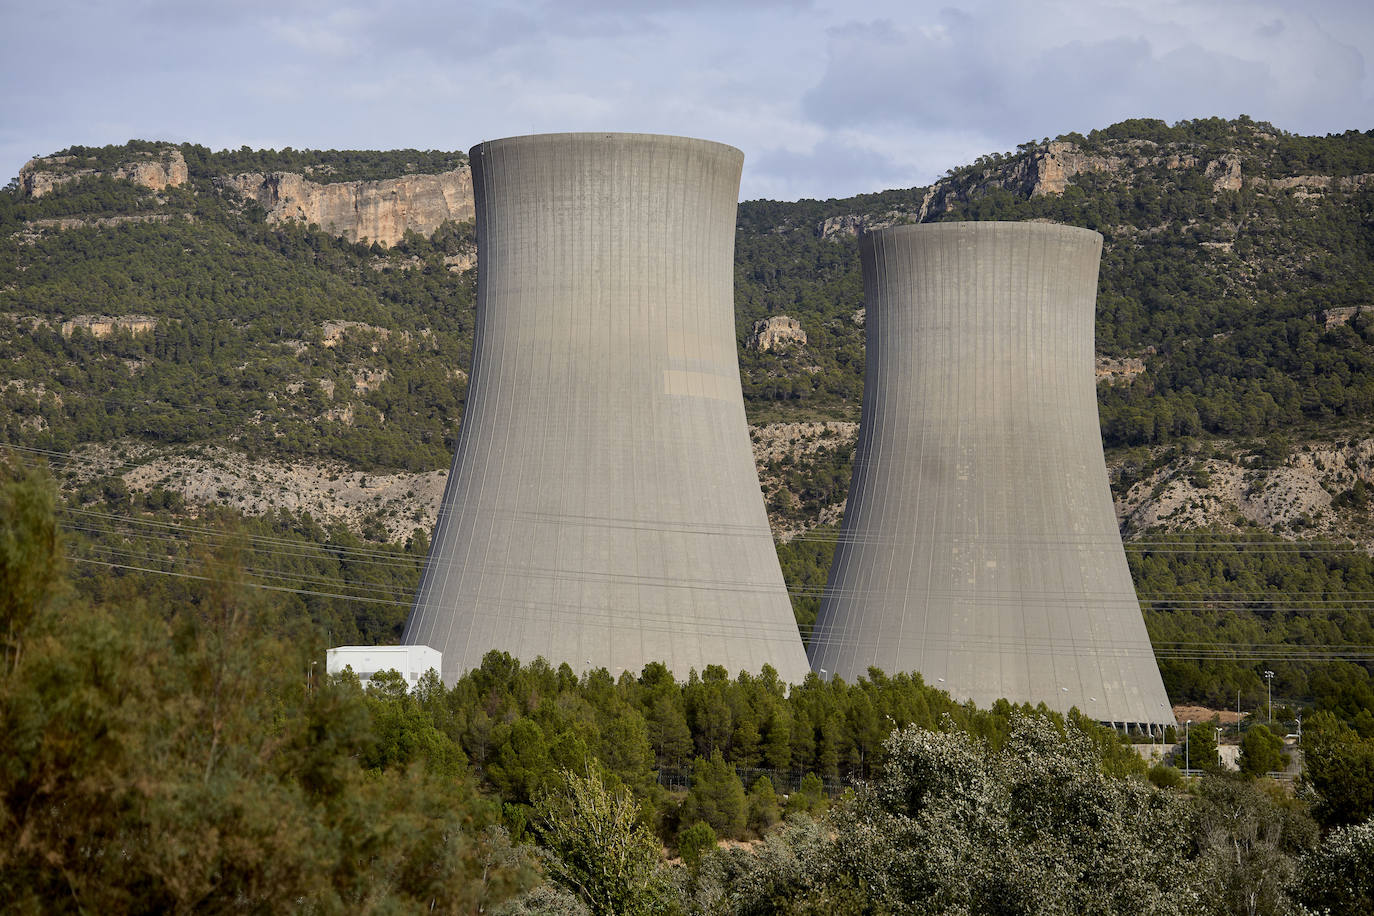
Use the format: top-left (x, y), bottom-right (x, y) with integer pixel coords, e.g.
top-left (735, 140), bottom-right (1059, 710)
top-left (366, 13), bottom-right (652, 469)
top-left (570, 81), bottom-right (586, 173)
top-left (214, 167), bottom-right (474, 246)
top-left (18, 147), bottom-right (189, 198)
top-left (52, 423), bottom-right (1374, 554)
top-left (17, 144), bottom-right (475, 247)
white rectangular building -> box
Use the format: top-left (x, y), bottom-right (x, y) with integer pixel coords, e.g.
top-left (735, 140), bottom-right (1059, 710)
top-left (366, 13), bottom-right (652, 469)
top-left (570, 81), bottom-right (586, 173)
top-left (326, 645), bottom-right (442, 692)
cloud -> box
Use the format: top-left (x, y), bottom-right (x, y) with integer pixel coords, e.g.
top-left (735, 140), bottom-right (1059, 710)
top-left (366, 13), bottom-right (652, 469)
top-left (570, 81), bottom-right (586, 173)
top-left (1, 0), bottom-right (1369, 199)
top-left (748, 135), bottom-right (911, 201)
top-left (802, 1), bottom-right (1371, 150)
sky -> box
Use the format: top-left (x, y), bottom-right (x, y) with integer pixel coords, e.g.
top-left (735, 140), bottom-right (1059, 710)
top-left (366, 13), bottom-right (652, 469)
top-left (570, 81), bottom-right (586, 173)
top-left (2, 0), bottom-right (1371, 201)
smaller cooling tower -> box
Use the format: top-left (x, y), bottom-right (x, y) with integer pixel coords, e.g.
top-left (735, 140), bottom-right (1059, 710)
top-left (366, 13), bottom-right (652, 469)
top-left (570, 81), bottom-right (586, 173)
top-left (404, 133), bottom-right (810, 686)
top-left (809, 221), bottom-right (1173, 728)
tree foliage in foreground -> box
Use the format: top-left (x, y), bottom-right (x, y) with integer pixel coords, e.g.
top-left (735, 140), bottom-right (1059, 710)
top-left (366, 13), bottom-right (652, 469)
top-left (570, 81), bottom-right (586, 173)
top-left (0, 459), bottom-right (532, 912)
top-left (1301, 711), bottom-right (1374, 828)
top-left (697, 716), bottom-right (1197, 915)
top-left (1292, 817), bottom-right (1374, 916)
top-left (533, 764), bottom-right (672, 916)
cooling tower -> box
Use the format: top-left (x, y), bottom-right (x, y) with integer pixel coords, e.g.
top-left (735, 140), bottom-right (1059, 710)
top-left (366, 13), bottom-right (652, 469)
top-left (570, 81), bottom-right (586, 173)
top-left (809, 221), bottom-right (1173, 727)
top-left (405, 133), bottom-right (809, 685)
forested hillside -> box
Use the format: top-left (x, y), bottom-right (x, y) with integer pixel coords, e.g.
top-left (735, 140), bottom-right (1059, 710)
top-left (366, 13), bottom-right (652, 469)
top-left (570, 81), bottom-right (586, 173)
top-left (2, 119), bottom-right (1373, 725)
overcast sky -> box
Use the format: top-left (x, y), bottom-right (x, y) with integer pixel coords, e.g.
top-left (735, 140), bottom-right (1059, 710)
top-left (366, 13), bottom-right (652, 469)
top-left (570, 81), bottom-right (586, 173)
top-left (2, 0), bottom-right (1370, 201)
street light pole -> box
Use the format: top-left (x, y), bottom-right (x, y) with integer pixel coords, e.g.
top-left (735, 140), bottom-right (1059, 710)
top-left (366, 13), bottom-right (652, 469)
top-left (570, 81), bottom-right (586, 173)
top-left (1264, 670), bottom-right (1275, 723)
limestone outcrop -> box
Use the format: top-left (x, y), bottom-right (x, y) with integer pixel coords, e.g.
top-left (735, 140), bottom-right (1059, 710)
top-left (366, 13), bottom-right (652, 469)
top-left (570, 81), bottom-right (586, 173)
top-left (818, 212), bottom-right (906, 239)
top-left (1094, 354), bottom-right (1147, 385)
top-left (1205, 154), bottom-right (1244, 191)
top-left (60, 315), bottom-right (159, 338)
top-left (19, 147), bottom-right (188, 198)
top-left (748, 316), bottom-right (806, 351)
top-left (216, 167), bottom-right (474, 247)
top-left (1022, 141), bottom-right (1127, 196)
top-left (912, 141), bottom-right (1258, 221)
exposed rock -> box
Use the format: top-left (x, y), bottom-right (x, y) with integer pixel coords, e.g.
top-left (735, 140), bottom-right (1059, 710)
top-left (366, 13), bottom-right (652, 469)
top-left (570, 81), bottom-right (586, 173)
top-left (29, 213), bottom-right (183, 231)
top-left (217, 167), bottom-right (474, 247)
top-left (751, 421), bottom-right (858, 464)
top-left (19, 147), bottom-right (188, 198)
top-left (60, 315), bottom-right (159, 338)
top-left (819, 214), bottom-right (863, 238)
top-left (1323, 305), bottom-right (1369, 328)
top-left (1252, 173), bottom-right (1373, 196)
top-left (912, 140), bottom-right (1269, 220)
top-left (320, 320), bottom-right (390, 349)
top-left (852, 308), bottom-right (866, 327)
top-left (350, 367), bottom-right (390, 394)
top-left (748, 316), bottom-right (806, 351)
top-left (1120, 460), bottom-right (1333, 533)
top-left (751, 421), bottom-right (859, 541)
top-left (915, 141), bottom-right (1124, 218)
top-left (1026, 141), bottom-right (1098, 196)
top-left (1095, 355), bottom-right (1147, 385)
top-left (1205, 155), bottom-right (1243, 192)
top-left (108, 444), bottom-right (450, 542)
top-left (1114, 438), bottom-right (1374, 540)
top-left (818, 212), bottom-right (905, 239)
top-left (323, 403), bottom-right (357, 425)
top-left (996, 142), bottom-right (1126, 199)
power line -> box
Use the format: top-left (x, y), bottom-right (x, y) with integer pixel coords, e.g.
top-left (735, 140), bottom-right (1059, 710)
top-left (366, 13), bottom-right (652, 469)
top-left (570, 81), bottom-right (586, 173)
top-left (63, 555), bottom-right (1374, 666)
top-left (57, 498), bottom-right (1374, 612)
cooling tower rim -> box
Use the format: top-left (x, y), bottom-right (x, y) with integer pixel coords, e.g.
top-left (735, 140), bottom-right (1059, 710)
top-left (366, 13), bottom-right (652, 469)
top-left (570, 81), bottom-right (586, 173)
top-left (469, 132), bottom-right (743, 162)
top-left (863, 220), bottom-right (1103, 246)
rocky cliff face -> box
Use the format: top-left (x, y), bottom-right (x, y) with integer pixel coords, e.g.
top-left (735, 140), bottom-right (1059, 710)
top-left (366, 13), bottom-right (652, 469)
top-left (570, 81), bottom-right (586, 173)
top-left (912, 140), bottom-right (1242, 221)
top-left (818, 134), bottom-right (1331, 239)
top-left (818, 211), bottom-right (907, 240)
top-left (216, 168), bottom-right (474, 247)
top-left (748, 315), bottom-right (807, 351)
top-left (1114, 438), bottom-right (1374, 541)
top-left (19, 147), bottom-right (189, 198)
top-left (60, 315), bottom-right (159, 338)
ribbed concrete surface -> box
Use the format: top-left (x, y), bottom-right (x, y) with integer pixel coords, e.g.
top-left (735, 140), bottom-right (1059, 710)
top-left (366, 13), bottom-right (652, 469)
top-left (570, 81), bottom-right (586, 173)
top-left (809, 221), bottom-right (1174, 727)
top-left (405, 133), bottom-right (809, 685)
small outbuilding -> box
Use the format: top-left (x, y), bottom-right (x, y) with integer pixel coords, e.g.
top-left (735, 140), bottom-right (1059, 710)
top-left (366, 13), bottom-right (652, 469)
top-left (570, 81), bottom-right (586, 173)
top-left (326, 645), bottom-right (442, 691)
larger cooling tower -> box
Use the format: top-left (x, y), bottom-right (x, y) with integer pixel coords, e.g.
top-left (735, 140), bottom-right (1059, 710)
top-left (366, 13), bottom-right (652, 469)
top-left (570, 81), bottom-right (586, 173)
top-left (405, 133), bottom-right (809, 685)
top-left (809, 222), bottom-right (1173, 727)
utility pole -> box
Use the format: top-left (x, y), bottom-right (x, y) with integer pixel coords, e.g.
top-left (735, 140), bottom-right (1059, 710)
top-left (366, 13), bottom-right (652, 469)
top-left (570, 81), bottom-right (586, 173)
top-left (1215, 726), bottom-right (1223, 769)
top-left (1185, 719), bottom-right (1193, 774)
top-left (1264, 670), bottom-right (1275, 723)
